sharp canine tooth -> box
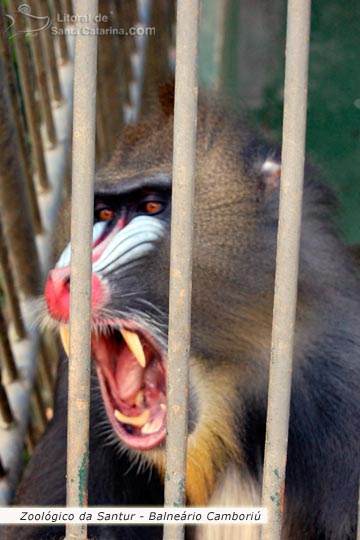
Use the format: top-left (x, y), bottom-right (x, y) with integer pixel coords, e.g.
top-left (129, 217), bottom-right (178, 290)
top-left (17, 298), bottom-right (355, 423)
top-left (120, 329), bottom-right (146, 368)
top-left (59, 324), bottom-right (70, 356)
top-left (160, 404), bottom-right (166, 411)
top-left (114, 408), bottom-right (150, 427)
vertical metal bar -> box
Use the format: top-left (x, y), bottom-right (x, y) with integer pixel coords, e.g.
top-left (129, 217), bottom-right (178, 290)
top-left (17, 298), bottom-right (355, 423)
top-left (0, 4), bottom-right (43, 234)
top-left (0, 13), bottom-right (74, 505)
top-left (66, 2), bottom-right (98, 540)
top-left (64, 0), bottom-right (73, 16)
top-left (0, 221), bottom-right (26, 339)
top-left (32, 381), bottom-right (48, 432)
top-left (0, 456), bottom-right (6, 479)
top-left (95, 103), bottom-right (107, 164)
top-left (0, 307), bottom-right (18, 383)
top-left (36, 0), bottom-right (63, 102)
top-left (7, 0), bottom-right (49, 191)
top-left (39, 338), bottom-right (56, 392)
top-left (52, 0), bottom-right (70, 63)
top-left (28, 6), bottom-right (58, 146)
top-left (0, 57), bottom-right (42, 299)
top-left (26, 421), bottom-right (37, 454)
top-left (108, 0), bottom-right (131, 106)
top-left (163, 2), bottom-right (200, 540)
top-left (0, 384), bottom-right (14, 427)
top-left (260, 1), bottom-right (311, 539)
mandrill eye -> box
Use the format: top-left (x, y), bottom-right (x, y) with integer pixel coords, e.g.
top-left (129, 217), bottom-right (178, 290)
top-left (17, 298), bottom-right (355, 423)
top-left (145, 201), bottom-right (163, 214)
top-left (139, 200), bottom-right (164, 215)
top-left (97, 207), bottom-right (115, 221)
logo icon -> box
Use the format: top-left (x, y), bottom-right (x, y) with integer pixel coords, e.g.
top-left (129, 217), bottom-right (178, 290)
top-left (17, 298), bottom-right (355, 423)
top-left (5, 4), bottom-right (51, 38)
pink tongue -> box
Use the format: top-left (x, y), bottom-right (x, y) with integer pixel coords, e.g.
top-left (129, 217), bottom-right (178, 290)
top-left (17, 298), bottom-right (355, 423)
top-left (115, 347), bottom-right (144, 403)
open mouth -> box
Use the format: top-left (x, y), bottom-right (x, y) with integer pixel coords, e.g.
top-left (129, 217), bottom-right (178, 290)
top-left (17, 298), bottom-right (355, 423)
top-left (59, 323), bottom-right (167, 451)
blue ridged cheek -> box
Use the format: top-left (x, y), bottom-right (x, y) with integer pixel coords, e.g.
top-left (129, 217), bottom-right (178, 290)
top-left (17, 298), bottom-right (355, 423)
top-left (55, 216), bottom-right (166, 273)
top-left (92, 216), bottom-right (166, 275)
top-left (55, 221), bottom-right (107, 269)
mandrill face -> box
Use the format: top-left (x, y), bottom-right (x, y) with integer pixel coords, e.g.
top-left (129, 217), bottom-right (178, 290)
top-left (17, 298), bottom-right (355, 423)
top-left (45, 175), bottom-right (173, 452)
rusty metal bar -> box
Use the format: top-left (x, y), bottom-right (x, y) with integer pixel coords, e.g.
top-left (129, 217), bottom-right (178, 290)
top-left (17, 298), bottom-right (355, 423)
top-left (0, 457), bottom-right (6, 479)
top-left (0, 377), bottom-right (15, 428)
top-left (95, 102), bottom-right (107, 165)
top-left (163, 1), bottom-right (200, 540)
top-left (64, 0), bottom-right (73, 16)
top-left (0, 31), bottom-right (75, 507)
top-left (52, 0), bottom-right (70, 63)
top-left (39, 338), bottom-right (56, 393)
top-left (260, 1), bottom-right (311, 539)
top-left (65, 2), bottom-right (98, 539)
top-left (28, 6), bottom-right (58, 147)
top-left (32, 381), bottom-right (48, 432)
top-left (0, 307), bottom-right (19, 383)
top-left (7, 0), bottom-right (49, 191)
top-left (0, 221), bottom-right (26, 340)
top-left (36, 0), bottom-right (63, 103)
top-left (0, 56), bottom-right (42, 299)
top-left (26, 420), bottom-right (37, 454)
top-left (0, 4), bottom-right (43, 234)
top-left (108, 0), bottom-right (131, 107)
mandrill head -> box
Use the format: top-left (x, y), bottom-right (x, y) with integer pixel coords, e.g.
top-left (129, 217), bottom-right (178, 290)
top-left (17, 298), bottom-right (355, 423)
top-left (45, 89), bottom-right (284, 505)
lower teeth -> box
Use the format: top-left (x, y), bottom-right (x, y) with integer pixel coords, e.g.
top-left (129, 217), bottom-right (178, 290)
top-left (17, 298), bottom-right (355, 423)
top-left (114, 408), bottom-right (150, 427)
top-left (141, 416), bottom-right (163, 435)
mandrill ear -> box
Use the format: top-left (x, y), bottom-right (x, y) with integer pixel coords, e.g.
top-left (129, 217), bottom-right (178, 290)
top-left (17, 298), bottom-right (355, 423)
top-left (259, 156), bottom-right (281, 192)
top-left (242, 139), bottom-right (281, 193)
top-left (158, 80), bottom-right (175, 117)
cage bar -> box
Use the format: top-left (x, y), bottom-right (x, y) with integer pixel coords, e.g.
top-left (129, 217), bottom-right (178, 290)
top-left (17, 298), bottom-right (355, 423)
top-left (65, 2), bottom-right (98, 539)
top-left (0, 220), bottom-right (26, 340)
top-left (0, 375), bottom-right (15, 428)
top-left (260, 1), bottom-right (311, 538)
top-left (0, 22), bottom-right (74, 508)
top-left (163, 2), bottom-right (200, 540)
top-left (7, 0), bottom-right (49, 191)
top-left (36, 0), bottom-right (63, 103)
top-left (28, 6), bottom-right (58, 147)
top-left (52, 0), bottom-right (70, 63)
top-left (0, 4), bottom-right (43, 234)
top-left (0, 54), bottom-right (42, 299)
top-left (0, 307), bottom-right (18, 384)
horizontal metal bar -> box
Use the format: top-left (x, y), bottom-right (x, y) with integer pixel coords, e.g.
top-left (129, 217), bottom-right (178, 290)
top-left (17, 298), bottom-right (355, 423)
top-left (163, 1), bottom-right (200, 540)
top-left (260, 1), bottom-right (311, 539)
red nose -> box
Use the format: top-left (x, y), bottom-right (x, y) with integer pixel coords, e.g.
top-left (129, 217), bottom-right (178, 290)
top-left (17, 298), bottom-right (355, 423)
top-left (45, 267), bottom-right (107, 322)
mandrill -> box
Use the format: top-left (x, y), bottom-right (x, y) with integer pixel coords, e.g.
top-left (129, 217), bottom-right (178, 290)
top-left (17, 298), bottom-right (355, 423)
top-left (4, 89), bottom-right (360, 540)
